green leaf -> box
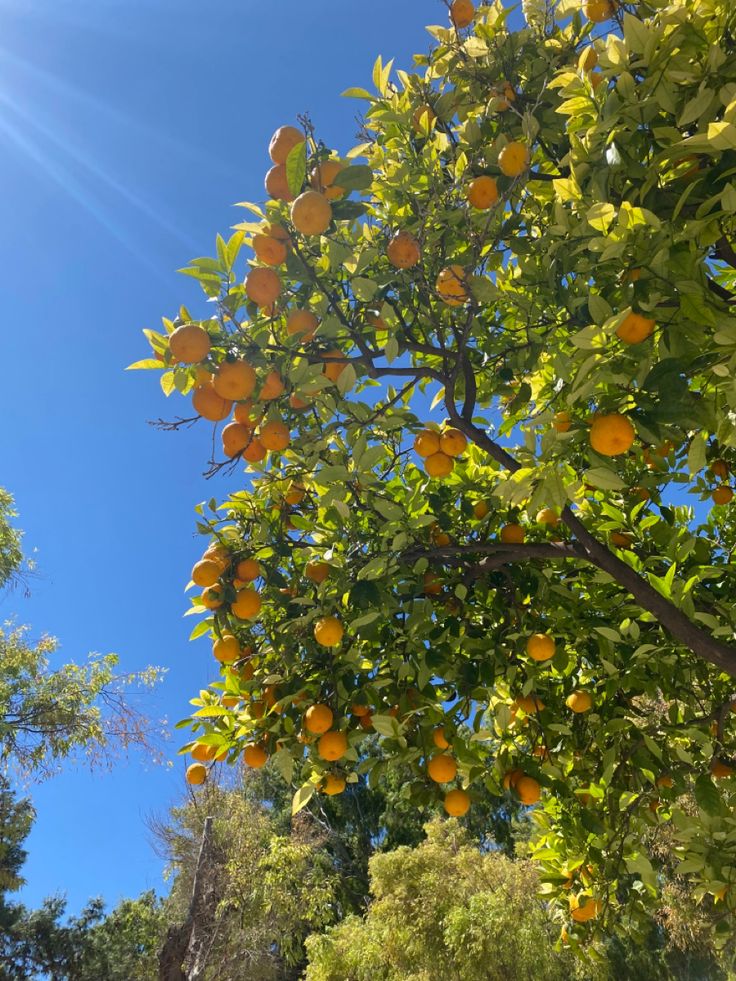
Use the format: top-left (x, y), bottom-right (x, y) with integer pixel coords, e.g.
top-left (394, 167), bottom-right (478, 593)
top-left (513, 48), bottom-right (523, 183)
top-left (286, 140), bottom-right (307, 198)
top-left (292, 782), bottom-right (316, 815)
top-left (584, 468), bottom-right (626, 490)
top-left (332, 165), bottom-right (373, 191)
top-left (341, 87), bottom-right (373, 100)
top-left (694, 773), bottom-right (721, 816)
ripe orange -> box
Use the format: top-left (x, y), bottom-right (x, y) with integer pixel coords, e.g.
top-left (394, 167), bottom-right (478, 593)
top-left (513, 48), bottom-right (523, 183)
top-left (414, 430), bottom-right (441, 458)
top-left (191, 743), bottom-right (226, 763)
top-left (536, 508), bottom-right (559, 526)
top-left (427, 754), bottom-right (457, 783)
top-left (259, 419), bottom-right (291, 452)
top-left (291, 190), bottom-right (332, 236)
top-left (711, 759), bottom-right (734, 778)
top-left (711, 459), bottom-right (730, 479)
top-left (473, 501), bottom-right (489, 520)
top-left (169, 323), bottom-right (211, 364)
top-left (424, 452), bottom-right (454, 478)
top-left (192, 384), bottom-right (232, 422)
top-left (323, 773), bottom-right (347, 795)
top-left (351, 703), bottom-right (371, 718)
top-left (500, 524), bottom-right (524, 544)
top-left (656, 774), bottom-right (674, 789)
top-left (264, 164), bottom-right (296, 202)
top-left (583, 0), bottom-right (616, 23)
top-left (526, 634), bottom-right (556, 662)
top-left (318, 730), bottom-right (348, 761)
top-left (433, 726), bottom-right (450, 750)
top-left (287, 309), bottom-right (319, 340)
top-left (305, 703), bottom-right (334, 735)
top-left (467, 175), bottom-right (498, 209)
top-left (243, 437), bottom-right (267, 464)
top-left (515, 775), bottom-right (541, 805)
top-left (214, 361), bottom-right (257, 401)
top-left (259, 370), bottom-right (286, 401)
top-left (186, 762), bottom-right (207, 785)
top-left (616, 312), bottom-right (655, 344)
top-left (231, 586), bottom-right (262, 620)
top-left (450, 0), bottom-right (475, 27)
top-left (566, 691), bottom-right (593, 713)
top-left (498, 142), bottom-right (529, 177)
top-left (387, 231), bottom-right (421, 269)
top-left (201, 584), bottom-right (225, 609)
top-left (571, 895), bottom-right (600, 922)
top-left (712, 486), bottom-right (734, 506)
top-left (552, 411), bottom-right (571, 433)
top-left (245, 267), bottom-right (281, 309)
top-left (305, 561), bottom-right (330, 584)
top-left (423, 571), bottom-right (443, 596)
top-left (252, 234), bottom-right (288, 267)
top-left (314, 616), bottom-right (344, 647)
top-left (290, 394), bottom-right (310, 410)
top-left (233, 400), bottom-right (258, 427)
top-left (220, 422), bottom-right (250, 458)
top-left (502, 768), bottom-right (524, 790)
top-left (268, 125), bottom-right (305, 165)
top-left (359, 714), bottom-right (374, 730)
top-left (213, 634), bottom-right (241, 664)
top-left (436, 265), bottom-right (469, 306)
top-left (310, 159), bottom-right (346, 200)
top-left (444, 788), bottom-right (470, 816)
top-left (236, 558), bottom-right (261, 582)
top-left (284, 483), bottom-right (306, 506)
top-left (609, 531), bottom-right (634, 549)
top-left (412, 105), bottom-right (436, 132)
top-left (440, 428), bottom-right (468, 456)
top-left (191, 558), bottom-right (222, 588)
top-left (513, 695), bottom-right (545, 715)
top-left (244, 743), bottom-right (268, 768)
top-left (367, 311), bottom-right (389, 332)
top-left (322, 349), bottom-right (347, 383)
top-left (589, 413), bottom-right (635, 456)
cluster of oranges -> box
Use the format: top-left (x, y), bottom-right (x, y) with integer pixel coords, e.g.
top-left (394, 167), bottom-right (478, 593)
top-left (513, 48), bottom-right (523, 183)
top-left (413, 425), bottom-right (468, 477)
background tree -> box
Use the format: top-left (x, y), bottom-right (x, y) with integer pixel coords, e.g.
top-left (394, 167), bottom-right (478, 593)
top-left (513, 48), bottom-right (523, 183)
top-left (136, 0), bottom-right (736, 950)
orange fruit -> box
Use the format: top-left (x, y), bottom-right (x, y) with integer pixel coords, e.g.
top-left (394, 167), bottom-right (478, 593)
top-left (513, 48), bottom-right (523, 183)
top-left (412, 104), bottom-right (436, 132)
top-left (201, 584), bottom-right (225, 609)
top-left (314, 616), bottom-right (344, 647)
top-left (191, 743), bottom-right (226, 763)
top-left (436, 265), bottom-right (469, 306)
top-left (236, 558), bottom-right (261, 582)
top-left (221, 422), bottom-right (251, 458)
top-left (287, 309), bottom-right (319, 340)
top-left (515, 775), bottom-right (541, 805)
top-left (473, 501), bottom-right (489, 520)
top-left (259, 370), bottom-right (286, 401)
top-left (712, 486), bottom-right (734, 506)
top-left (351, 703), bottom-right (371, 718)
top-left (467, 175), bottom-right (498, 209)
top-left (359, 714), bottom-right (374, 730)
top-left (243, 743), bottom-right (268, 768)
top-left (305, 561), bottom-right (330, 584)
top-left (500, 524), bottom-right (524, 544)
top-left (570, 895), bottom-right (600, 922)
top-left (169, 323), bottom-right (211, 364)
top-left (305, 703), bottom-right (334, 735)
top-left (233, 400), bottom-right (258, 427)
top-left (433, 727), bottom-right (450, 750)
top-left (367, 311), bottom-right (389, 332)
top-left (498, 142), bottom-right (529, 177)
top-left (290, 394), bottom-right (310, 410)
top-left (444, 788), bottom-right (470, 816)
top-left (243, 437), bottom-right (267, 463)
top-left (213, 634), bottom-right (241, 664)
top-left (526, 634), bottom-right (556, 662)
top-left (583, 0), bottom-right (616, 23)
top-left (191, 559), bottom-right (222, 588)
top-left (414, 430), bottom-right (441, 458)
top-left (387, 231), bottom-right (421, 269)
top-left (609, 531), bottom-right (634, 549)
top-left (291, 190), bottom-right (332, 236)
top-left (192, 384), bottom-right (232, 422)
top-left (263, 222), bottom-right (291, 245)
top-left (319, 730), bottom-right (348, 761)
top-left (423, 571), bottom-right (443, 596)
top-left (323, 773), bottom-right (347, 795)
top-left (440, 428), bottom-right (468, 457)
top-left (580, 46), bottom-right (598, 71)
top-left (656, 774), bottom-right (674, 789)
top-left (214, 361), bottom-right (257, 401)
top-left (512, 695), bottom-right (545, 715)
top-left (711, 760), bottom-right (734, 778)
top-left (322, 349), bottom-right (347, 383)
top-left (284, 483), bottom-right (306, 506)
top-left (552, 411), bottom-right (571, 433)
top-left (268, 125), bottom-right (305, 164)
top-left (711, 459), bottom-right (729, 479)
top-left (186, 762), bottom-right (207, 785)
top-left (616, 312), bottom-right (655, 344)
top-left (424, 452), bottom-right (454, 478)
top-left (536, 508), bottom-right (559, 526)
top-left (259, 419), bottom-right (290, 452)
top-left (310, 159), bottom-right (346, 200)
top-left (566, 691), bottom-right (593, 713)
top-left (502, 768), bottom-right (524, 790)
top-left (450, 0), bottom-right (475, 27)
top-left (428, 754), bottom-right (457, 783)
top-left (264, 164), bottom-right (296, 202)
top-left (589, 413), bottom-right (635, 456)
top-left (231, 586), bottom-right (262, 620)
top-left (245, 267), bottom-right (281, 309)
top-left (252, 234), bottom-right (288, 267)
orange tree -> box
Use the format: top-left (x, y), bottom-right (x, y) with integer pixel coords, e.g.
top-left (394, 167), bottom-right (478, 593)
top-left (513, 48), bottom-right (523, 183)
top-left (133, 0), bottom-right (736, 947)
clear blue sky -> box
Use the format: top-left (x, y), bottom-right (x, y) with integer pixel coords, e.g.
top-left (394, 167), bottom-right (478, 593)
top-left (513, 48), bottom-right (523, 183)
top-left (0, 0), bottom-right (438, 914)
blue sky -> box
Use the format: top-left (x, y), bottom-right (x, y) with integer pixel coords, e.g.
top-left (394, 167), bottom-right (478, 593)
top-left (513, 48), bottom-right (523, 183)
top-left (0, 0), bottom-right (439, 914)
